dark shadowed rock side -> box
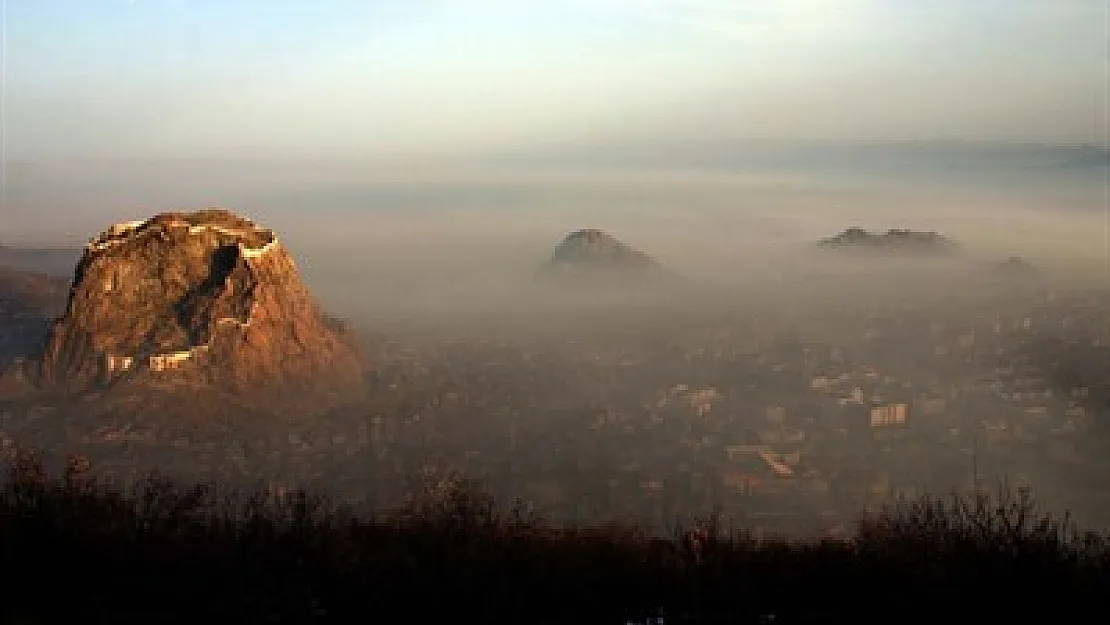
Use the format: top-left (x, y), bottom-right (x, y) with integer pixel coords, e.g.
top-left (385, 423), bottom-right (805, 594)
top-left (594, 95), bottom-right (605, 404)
top-left (35, 209), bottom-right (366, 411)
top-left (537, 229), bottom-right (677, 288)
top-left (817, 228), bottom-right (957, 255)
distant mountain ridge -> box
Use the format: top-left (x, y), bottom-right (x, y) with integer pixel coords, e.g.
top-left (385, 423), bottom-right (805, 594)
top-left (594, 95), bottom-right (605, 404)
top-left (0, 244), bottom-right (82, 278)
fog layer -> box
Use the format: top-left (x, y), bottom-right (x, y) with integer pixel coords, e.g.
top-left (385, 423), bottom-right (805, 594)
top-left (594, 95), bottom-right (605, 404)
top-left (4, 144), bottom-right (1107, 315)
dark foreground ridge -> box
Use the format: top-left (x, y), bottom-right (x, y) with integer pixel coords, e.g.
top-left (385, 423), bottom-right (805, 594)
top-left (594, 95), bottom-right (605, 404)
top-left (2, 453), bottom-right (1106, 625)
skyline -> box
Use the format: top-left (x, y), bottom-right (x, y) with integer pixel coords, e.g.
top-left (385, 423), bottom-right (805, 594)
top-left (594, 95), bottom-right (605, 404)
top-left (1, 0), bottom-right (1105, 160)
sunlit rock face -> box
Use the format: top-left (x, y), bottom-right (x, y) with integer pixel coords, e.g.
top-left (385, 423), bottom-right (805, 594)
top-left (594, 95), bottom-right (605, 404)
top-left (38, 209), bottom-right (366, 411)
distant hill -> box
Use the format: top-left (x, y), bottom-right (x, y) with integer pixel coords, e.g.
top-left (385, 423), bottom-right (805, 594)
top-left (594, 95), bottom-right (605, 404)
top-left (538, 229), bottom-right (677, 286)
top-left (817, 228), bottom-right (957, 255)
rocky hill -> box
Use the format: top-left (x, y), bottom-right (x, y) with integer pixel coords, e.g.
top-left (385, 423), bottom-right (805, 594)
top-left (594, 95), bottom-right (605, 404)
top-left (538, 229), bottom-right (673, 285)
top-left (35, 209), bottom-right (366, 411)
top-left (817, 227), bottom-right (957, 254)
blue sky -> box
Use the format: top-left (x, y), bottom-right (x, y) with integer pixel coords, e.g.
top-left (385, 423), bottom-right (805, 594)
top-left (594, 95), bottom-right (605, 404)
top-left (2, 0), bottom-right (1105, 159)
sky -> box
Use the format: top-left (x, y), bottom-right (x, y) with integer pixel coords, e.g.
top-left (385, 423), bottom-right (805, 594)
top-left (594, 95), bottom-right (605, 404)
top-left (0, 0), bottom-right (1105, 159)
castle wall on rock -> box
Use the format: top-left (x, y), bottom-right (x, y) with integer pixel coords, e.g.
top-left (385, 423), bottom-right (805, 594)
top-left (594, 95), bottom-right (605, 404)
top-left (218, 316), bottom-right (250, 329)
top-left (870, 403), bottom-right (908, 427)
top-left (90, 213), bottom-right (276, 381)
top-left (104, 344), bottom-right (206, 375)
top-left (149, 345), bottom-right (208, 372)
top-left (87, 221), bottom-right (148, 254)
top-left (185, 223), bottom-right (276, 257)
top-left (105, 354), bottom-right (134, 373)
top-left (88, 215), bottom-right (278, 261)
top-left (105, 343), bottom-right (210, 376)
top-left (241, 239), bottom-right (277, 259)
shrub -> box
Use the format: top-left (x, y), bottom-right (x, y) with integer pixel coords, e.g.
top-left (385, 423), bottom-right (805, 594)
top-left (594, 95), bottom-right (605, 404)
top-left (0, 453), bottom-right (1106, 624)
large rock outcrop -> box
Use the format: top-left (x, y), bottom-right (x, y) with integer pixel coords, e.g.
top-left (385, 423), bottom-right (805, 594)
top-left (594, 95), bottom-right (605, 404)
top-left (37, 209), bottom-right (366, 409)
